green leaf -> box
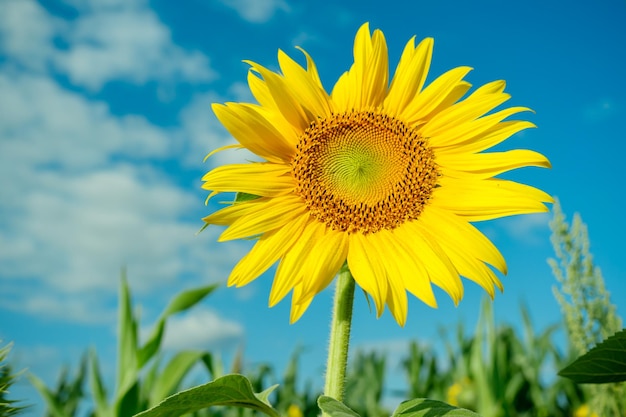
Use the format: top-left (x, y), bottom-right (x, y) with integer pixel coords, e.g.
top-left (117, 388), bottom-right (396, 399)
top-left (162, 285), bottom-right (219, 317)
top-left (317, 396), bottom-right (360, 417)
top-left (133, 374), bottom-right (280, 417)
top-left (235, 192), bottom-right (260, 203)
top-left (117, 271), bottom-right (139, 393)
top-left (559, 328), bottom-right (626, 383)
top-left (88, 349), bottom-right (110, 417)
top-left (148, 351), bottom-right (210, 406)
top-left (27, 374), bottom-right (71, 417)
top-left (138, 284), bottom-right (218, 368)
top-left (392, 398), bottom-right (481, 417)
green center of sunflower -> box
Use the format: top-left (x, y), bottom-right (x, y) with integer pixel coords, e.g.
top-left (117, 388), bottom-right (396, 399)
top-left (292, 111), bottom-right (439, 234)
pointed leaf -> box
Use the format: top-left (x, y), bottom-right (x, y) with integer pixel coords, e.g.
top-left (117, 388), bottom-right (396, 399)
top-left (256, 384), bottom-right (279, 405)
top-left (317, 396), bottom-right (361, 417)
top-left (133, 374), bottom-right (280, 417)
top-left (88, 349), bottom-right (110, 417)
top-left (138, 284), bottom-right (218, 367)
top-left (149, 351), bottom-right (210, 406)
top-left (393, 398), bottom-right (481, 417)
top-left (162, 284), bottom-right (219, 317)
top-left (559, 328), bottom-right (626, 383)
top-left (27, 374), bottom-right (71, 417)
top-left (117, 272), bottom-right (139, 396)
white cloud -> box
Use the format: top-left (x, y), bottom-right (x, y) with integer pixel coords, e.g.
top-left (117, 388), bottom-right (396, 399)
top-left (0, 0), bottom-right (215, 91)
top-left (0, 0), bottom-right (62, 72)
top-left (500, 212), bottom-right (551, 245)
top-left (0, 72), bottom-right (171, 172)
top-left (217, 0), bottom-right (289, 23)
top-left (55, 8), bottom-right (215, 90)
top-left (159, 307), bottom-right (244, 351)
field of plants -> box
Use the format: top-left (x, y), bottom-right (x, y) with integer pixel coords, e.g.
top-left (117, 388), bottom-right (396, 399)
top-left (1, 204), bottom-right (624, 417)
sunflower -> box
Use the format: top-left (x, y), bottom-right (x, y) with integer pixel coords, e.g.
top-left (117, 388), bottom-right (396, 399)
top-left (202, 23), bottom-right (552, 326)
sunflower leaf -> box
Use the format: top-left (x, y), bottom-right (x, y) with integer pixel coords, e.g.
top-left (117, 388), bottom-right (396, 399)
top-left (392, 398), bottom-right (482, 417)
top-left (133, 374), bottom-right (280, 417)
top-left (235, 192), bottom-right (261, 203)
top-left (317, 396), bottom-right (361, 417)
top-left (558, 329), bottom-right (626, 383)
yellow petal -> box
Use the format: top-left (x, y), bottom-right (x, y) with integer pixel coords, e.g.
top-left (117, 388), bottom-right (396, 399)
top-left (421, 206), bottom-right (507, 274)
top-left (269, 220), bottom-right (320, 307)
top-left (347, 232), bottom-right (388, 317)
top-left (400, 66), bottom-right (472, 125)
top-left (421, 89), bottom-right (511, 138)
top-left (395, 221), bottom-right (464, 304)
top-left (437, 149), bottom-right (551, 179)
top-left (381, 228), bottom-right (438, 309)
top-left (434, 177), bottom-right (553, 221)
top-left (228, 214), bottom-right (310, 287)
top-left (202, 163), bottom-right (294, 196)
top-left (212, 103), bottom-right (295, 161)
top-left (432, 108), bottom-right (534, 150)
top-left (219, 196), bottom-right (307, 241)
top-left (289, 283), bottom-right (315, 324)
top-left (384, 37), bottom-right (433, 116)
top-left (368, 229), bottom-right (411, 326)
top-left (331, 23), bottom-right (389, 111)
top-left (245, 61), bottom-right (311, 131)
top-left (299, 227), bottom-right (349, 300)
top-left (278, 49), bottom-right (332, 119)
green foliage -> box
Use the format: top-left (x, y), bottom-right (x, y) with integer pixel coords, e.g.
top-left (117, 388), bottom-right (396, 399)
top-left (317, 396), bottom-right (360, 417)
top-left (559, 329), bottom-right (626, 383)
top-left (31, 270), bottom-right (218, 417)
top-left (343, 351), bottom-right (386, 417)
top-left (0, 342), bottom-right (27, 417)
top-left (549, 201), bottom-right (625, 414)
top-left (392, 398), bottom-right (480, 417)
top-left (134, 374), bottom-right (280, 417)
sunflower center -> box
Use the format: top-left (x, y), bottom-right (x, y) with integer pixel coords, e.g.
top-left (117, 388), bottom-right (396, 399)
top-left (292, 111), bottom-right (439, 234)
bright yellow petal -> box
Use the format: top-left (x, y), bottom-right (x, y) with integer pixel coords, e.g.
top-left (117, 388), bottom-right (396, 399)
top-left (421, 206), bottom-right (507, 274)
top-left (277, 49), bottom-right (332, 119)
top-left (269, 219), bottom-right (320, 306)
top-left (347, 232), bottom-right (388, 317)
top-left (296, 46), bottom-right (324, 89)
top-left (289, 283), bottom-right (315, 324)
top-left (419, 208), bottom-right (504, 294)
top-left (202, 163), bottom-right (294, 196)
top-left (400, 66), bottom-right (472, 125)
top-left (299, 227), bottom-right (349, 300)
top-left (212, 102), bottom-right (295, 162)
top-left (331, 23), bottom-right (389, 111)
top-left (432, 108), bottom-right (534, 151)
top-left (384, 37), bottom-right (433, 116)
top-left (381, 228), bottom-right (438, 309)
top-left (218, 196), bottom-right (307, 241)
top-left (434, 177), bottom-right (553, 221)
top-left (367, 229), bottom-right (411, 326)
top-left (421, 87), bottom-right (511, 139)
top-left (395, 221), bottom-right (464, 304)
top-left (437, 149), bottom-right (551, 179)
top-left (245, 61), bottom-right (311, 131)
top-left (228, 214), bottom-right (310, 287)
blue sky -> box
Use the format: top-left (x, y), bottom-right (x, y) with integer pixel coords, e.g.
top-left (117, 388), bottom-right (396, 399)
top-left (1, 0), bottom-right (625, 414)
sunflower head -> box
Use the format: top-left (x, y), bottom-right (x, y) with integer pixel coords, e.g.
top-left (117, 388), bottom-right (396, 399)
top-left (202, 23), bottom-right (552, 326)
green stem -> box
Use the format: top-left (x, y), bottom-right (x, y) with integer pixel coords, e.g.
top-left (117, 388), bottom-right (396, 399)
top-left (323, 264), bottom-right (356, 404)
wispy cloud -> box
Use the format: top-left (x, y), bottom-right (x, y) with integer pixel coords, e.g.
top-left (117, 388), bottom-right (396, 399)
top-left (216, 0), bottom-right (289, 23)
top-left (158, 307), bottom-right (244, 351)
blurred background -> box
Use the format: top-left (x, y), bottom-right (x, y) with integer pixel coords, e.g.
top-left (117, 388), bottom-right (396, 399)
top-left (1, 0), bottom-right (625, 415)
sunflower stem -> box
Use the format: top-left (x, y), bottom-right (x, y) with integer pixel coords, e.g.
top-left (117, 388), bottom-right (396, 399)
top-left (323, 264), bottom-right (355, 408)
